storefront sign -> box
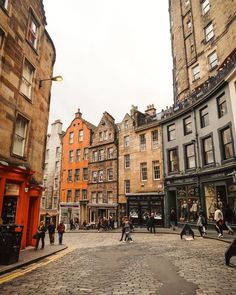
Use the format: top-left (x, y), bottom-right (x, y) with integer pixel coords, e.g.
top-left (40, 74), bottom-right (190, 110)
top-left (5, 183), bottom-right (20, 196)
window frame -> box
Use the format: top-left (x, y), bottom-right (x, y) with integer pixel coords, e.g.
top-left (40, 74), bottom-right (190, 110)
top-left (217, 93), bottom-right (227, 118)
top-left (168, 147), bottom-right (179, 173)
top-left (75, 169), bottom-right (80, 181)
top-left (83, 168), bottom-right (88, 181)
top-left (200, 106), bottom-right (209, 128)
top-left (152, 161), bottom-right (160, 180)
top-left (27, 11), bottom-right (40, 50)
top-left (151, 130), bottom-right (158, 149)
top-left (192, 64), bottom-right (200, 81)
top-left (139, 134), bottom-right (146, 151)
top-left (201, 134), bottom-right (215, 166)
top-left (204, 22), bottom-right (214, 42)
top-left (185, 143), bottom-right (196, 170)
top-left (140, 162), bottom-right (148, 181)
top-left (202, 0), bottom-right (210, 15)
top-left (167, 124), bottom-right (176, 141)
top-left (107, 168), bottom-right (113, 181)
top-left (124, 154), bottom-right (130, 169)
top-left (12, 114), bottom-right (29, 157)
top-left (183, 116), bottom-right (192, 135)
top-left (124, 135), bottom-right (129, 148)
top-left (69, 132), bottom-right (74, 144)
top-left (78, 129), bottom-right (83, 142)
top-left (20, 58), bottom-right (35, 100)
top-left (208, 51), bottom-right (218, 70)
top-left (219, 125), bottom-right (234, 161)
top-left (124, 180), bottom-right (130, 194)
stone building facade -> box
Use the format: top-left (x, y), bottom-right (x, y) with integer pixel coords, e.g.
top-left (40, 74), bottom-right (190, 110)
top-left (87, 112), bottom-right (118, 224)
top-left (59, 109), bottom-right (95, 228)
top-left (162, 57), bottom-right (236, 227)
top-left (0, 0), bottom-right (55, 248)
top-left (40, 120), bottom-right (63, 226)
top-left (169, 0), bottom-right (236, 102)
top-left (118, 105), bottom-right (164, 227)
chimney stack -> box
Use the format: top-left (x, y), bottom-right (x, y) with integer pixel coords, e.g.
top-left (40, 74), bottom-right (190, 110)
top-left (145, 104), bottom-right (156, 117)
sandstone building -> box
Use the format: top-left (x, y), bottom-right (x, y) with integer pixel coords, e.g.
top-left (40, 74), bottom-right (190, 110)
top-left (169, 0), bottom-right (236, 102)
top-left (87, 112), bottom-right (118, 224)
top-left (40, 120), bottom-right (63, 226)
top-left (59, 109), bottom-right (95, 227)
top-left (0, 0), bottom-right (55, 248)
top-left (118, 105), bottom-right (164, 227)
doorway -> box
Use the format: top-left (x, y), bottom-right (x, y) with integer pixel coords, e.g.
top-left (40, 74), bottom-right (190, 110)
top-left (26, 197), bottom-right (36, 246)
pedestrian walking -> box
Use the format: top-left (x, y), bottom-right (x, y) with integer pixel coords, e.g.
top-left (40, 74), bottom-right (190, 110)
top-left (47, 221), bottom-right (56, 245)
top-left (35, 221), bottom-right (47, 250)
top-left (149, 213), bottom-right (156, 234)
top-left (57, 221), bottom-right (65, 245)
top-left (197, 211), bottom-right (206, 237)
top-left (224, 204), bottom-right (234, 235)
top-left (214, 206), bottom-right (224, 238)
top-left (119, 216), bottom-right (126, 241)
top-left (169, 208), bottom-right (177, 231)
top-left (97, 217), bottom-right (101, 232)
top-left (124, 219), bottom-right (133, 242)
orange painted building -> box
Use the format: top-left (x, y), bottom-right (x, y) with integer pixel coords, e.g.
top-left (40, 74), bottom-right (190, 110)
top-left (60, 109), bottom-right (95, 226)
top-left (0, 0), bottom-right (55, 248)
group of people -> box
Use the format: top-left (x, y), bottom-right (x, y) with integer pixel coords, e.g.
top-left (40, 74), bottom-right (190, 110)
top-left (120, 216), bottom-right (134, 242)
top-left (97, 216), bottom-right (115, 232)
top-left (34, 220), bottom-right (65, 250)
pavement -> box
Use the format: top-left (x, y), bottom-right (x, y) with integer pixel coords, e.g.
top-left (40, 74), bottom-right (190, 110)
top-left (0, 225), bottom-right (234, 276)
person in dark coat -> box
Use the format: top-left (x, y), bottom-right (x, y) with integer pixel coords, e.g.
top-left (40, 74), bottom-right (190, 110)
top-left (224, 204), bottom-right (234, 235)
top-left (47, 221), bottom-right (56, 245)
top-left (119, 216), bottom-right (126, 241)
top-left (149, 213), bottom-right (156, 234)
top-left (35, 221), bottom-right (47, 250)
top-left (170, 208), bottom-right (177, 231)
top-left (57, 221), bottom-right (65, 245)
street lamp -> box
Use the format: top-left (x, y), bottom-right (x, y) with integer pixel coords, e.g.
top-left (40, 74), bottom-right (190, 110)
top-left (39, 75), bottom-right (63, 88)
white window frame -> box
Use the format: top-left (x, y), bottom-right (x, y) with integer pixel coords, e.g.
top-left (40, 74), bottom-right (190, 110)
top-left (153, 161), bottom-right (160, 180)
top-left (205, 23), bottom-right (214, 42)
top-left (202, 0), bottom-right (210, 15)
top-left (152, 130), bottom-right (158, 149)
top-left (192, 64), bottom-right (200, 81)
top-left (20, 58), bottom-right (35, 99)
top-left (78, 129), bottom-right (83, 142)
top-left (69, 132), bottom-right (74, 144)
top-left (208, 51), bottom-right (218, 70)
top-left (1, 0), bottom-right (9, 10)
top-left (140, 134), bottom-right (146, 152)
top-left (12, 115), bottom-right (29, 157)
top-left (27, 13), bottom-right (39, 49)
top-left (107, 168), bottom-right (113, 181)
top-left (124, 135), bottom-right (129, 148)
top-left (140, 162), bottom-right (147, 181)
top-left (124, 154), bottom-right (130, 169)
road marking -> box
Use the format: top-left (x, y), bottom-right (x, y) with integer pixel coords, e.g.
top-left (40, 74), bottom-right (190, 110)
top-left (0, 246), bottom-right (76, 285)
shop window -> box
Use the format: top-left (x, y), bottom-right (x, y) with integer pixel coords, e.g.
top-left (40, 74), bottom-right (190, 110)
top-left (75, 169), bottom-right (80, 181)
top-left (168, 148), bottom-right (179, 173)
top-left (124, 135), bottom-right (130, 148)
top-left (124, 154), bottom-right (130, 169)
top-left (20, 58), bottom-right (35, 99)
top-left (185, 143), bottom-right (196, 169)
top-left (204, 184), bottom-right (216, 221)
top-left (83, 168), bottom-right (88, 181)
top-left (78, 129), bottom-right (83, 142)
top-left (2, 196), bottom-right (18, 224)
top-left (124, 180), bottom-right (130, 194)
top-left (167, 124), bottom-right (176, 141)
top-left (202, 0), bottom-right (210, 15)
top-left (75, 190), bottom-right (80, 202)
top-left (202, 136), bottom-right (214, 165)
top-left (192, 64), bottom-right (200, 81)
top-left (204, 23), bottom-right (214, 42)
top-left (140, 162), bottom-right (147, 181)
top-left (12, 114), bottom-right (29, 157)
top-left (208, 51), bottom-right (218, 70)
top-left (200, 106), bottom-right (209, 128)
top-left (69, 150), bottom-right (73, 162)
top-left (183, 116), bottom-right (192, 135)
top-left (27, 13), bottom-right (39, 49)
top-left (217, 93), bottom-right (227, 118)
top-left (107, 168), bottom-right (113, 181)
top-left (153, 161), bottom-right (160, 180)
top-left (177, 186), bottom-right (199, 222)
top-left (220, 126), bottom-right (234, 160)
top-left (76, 149), bottom-right (81, 161)
top-left (140, 134), bottom-right (146, 151)
top-left (152, 130), bottom-right (158, 149)
top-left (69, 132), bottom-right (74, 144)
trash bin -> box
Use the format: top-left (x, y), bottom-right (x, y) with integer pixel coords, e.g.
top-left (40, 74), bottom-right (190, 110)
top-left (0, 224), bottom-right (24, 265)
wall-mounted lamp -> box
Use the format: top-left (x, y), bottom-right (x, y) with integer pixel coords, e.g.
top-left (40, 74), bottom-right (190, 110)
top-left (39, 75), bottom-right (63, 88)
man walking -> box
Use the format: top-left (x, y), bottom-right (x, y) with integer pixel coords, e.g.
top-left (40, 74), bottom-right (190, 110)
top-left (149, 213), bottom-right (156, 234)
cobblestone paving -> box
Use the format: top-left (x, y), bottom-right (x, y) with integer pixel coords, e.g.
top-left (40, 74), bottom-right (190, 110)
top-left (0, 233), bottom-right (235, 295)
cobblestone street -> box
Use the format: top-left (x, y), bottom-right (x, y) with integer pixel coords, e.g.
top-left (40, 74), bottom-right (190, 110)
top-left (0, 232), bottom-right (235, 295)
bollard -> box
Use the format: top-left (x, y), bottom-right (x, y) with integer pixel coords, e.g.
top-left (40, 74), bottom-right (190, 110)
top-left (180, 224), bottom-right (194, 239)
top-left (225, 238), bottom-right (236, 266)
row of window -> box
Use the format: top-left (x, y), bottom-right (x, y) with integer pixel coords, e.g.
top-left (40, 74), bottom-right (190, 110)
top-left (92, 147), bottom-right (114, 162)
top-left (66, 189), bottom-right (87, 203)
top-left (91, 169), bottom-right (114, 182)
top-left (67, 168), bottom-right (88, 182)
top-left (68, 148), bottom-right (89, 162)
top-left (69, 130), bottom-right (84, 143)
top-left (192, 50), bottom-right (217, 82)
top-left (124, 130), bottom-right (159, 151)
top-left (67, 147), bottom-right (115, 163)
top-left (91, 191), bottom-right (114, 204)
top-left (168, 125), bottom-right (234, 173)
top-left (41, 197), bottom-right (58, 210)
top-left (167, 93), bottom-right (227, 141)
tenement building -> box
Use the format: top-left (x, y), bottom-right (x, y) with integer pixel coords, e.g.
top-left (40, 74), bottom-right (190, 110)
top-left (169, 0), bottom-right (236, 102)
top-left (60, 109), bottom-right (95, 228)
top-left (118, 105), bottom-right (164, 227)
top-left (87, 112), bottom-right (118, 224)
top-left (162, 59), bottom-right (236, 226)
top-left (0, 0), bottom-right (55, 248)
top-left (40, 120), bottom-right (64, 226)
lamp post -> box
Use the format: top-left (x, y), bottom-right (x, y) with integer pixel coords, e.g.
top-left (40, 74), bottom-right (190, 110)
top-left (39, 75), bottom-right (63, 88)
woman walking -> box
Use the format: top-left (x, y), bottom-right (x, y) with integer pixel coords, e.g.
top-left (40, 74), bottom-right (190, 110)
top-left (35, 221), bottom-right (47, 250)
top-left (57, 221), bottom-right (65, 245)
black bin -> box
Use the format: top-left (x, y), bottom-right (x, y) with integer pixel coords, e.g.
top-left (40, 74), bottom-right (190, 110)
top-left (0, 224), bottom-right (24, 265)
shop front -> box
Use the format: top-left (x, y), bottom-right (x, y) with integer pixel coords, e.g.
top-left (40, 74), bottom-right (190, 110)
top-left (59, 203), bottom-right (80, 229)
top-left (126, 193), bottom-right (164, 227)
top-left (0, 164), bottom-right (41, 249)
top-left (87, 203), bottom-right (118, 225)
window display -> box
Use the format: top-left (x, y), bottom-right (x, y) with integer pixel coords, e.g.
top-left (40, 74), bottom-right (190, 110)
top-left (177, 185), bottom-right (199, 221)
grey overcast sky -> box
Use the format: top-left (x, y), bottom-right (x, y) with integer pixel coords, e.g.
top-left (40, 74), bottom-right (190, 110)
top-left (44, 0), bottom-right (173, 129)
